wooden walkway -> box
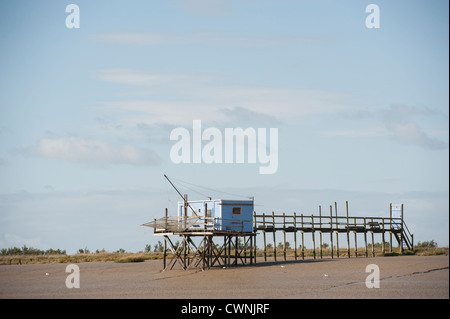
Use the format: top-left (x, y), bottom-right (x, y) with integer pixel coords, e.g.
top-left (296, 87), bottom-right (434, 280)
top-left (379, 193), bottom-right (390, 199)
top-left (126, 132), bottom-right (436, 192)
top-left (254, 202), bottom-right (414, 261)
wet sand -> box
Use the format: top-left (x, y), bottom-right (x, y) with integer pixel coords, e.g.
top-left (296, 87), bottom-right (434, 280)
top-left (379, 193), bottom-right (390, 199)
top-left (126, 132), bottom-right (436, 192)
top-left (0, 255), bottom-right (448, 299)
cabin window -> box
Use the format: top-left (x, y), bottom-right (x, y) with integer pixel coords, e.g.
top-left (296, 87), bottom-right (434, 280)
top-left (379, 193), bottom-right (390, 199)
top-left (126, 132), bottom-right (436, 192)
top-left (232, 207), bottom-right (241, 215)
top-left (206, 209), bottom-right (212, 218)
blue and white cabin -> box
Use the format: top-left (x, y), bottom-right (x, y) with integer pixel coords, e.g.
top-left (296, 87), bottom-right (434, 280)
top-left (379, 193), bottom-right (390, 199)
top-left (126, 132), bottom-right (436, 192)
top-left (177, 199), bottom-right (254, 233)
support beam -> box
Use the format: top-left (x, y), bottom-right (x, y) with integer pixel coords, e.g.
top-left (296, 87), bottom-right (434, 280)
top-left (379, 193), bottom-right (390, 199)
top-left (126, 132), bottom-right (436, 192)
top-left (346, 201), bottom-right (350, 258)
top-left (311, 214), bottom-right (316, 259)
top-left (330, 206), bottom-right (334, 259)
top-left (294, 213), bottom-right (298, 261)
top-left (272, 212), bottom-right (277, 262)
top-left (283, 213), bottom-right (287, 261)
top-left (335, 202), bottom-right (339, 258)
top-left (318, 206), bottom-right (322, 259)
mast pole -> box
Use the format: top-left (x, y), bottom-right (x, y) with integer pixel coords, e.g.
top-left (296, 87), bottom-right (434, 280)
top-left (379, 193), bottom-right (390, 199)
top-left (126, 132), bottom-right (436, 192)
top-left (164, 174), bottom-right (198, 216)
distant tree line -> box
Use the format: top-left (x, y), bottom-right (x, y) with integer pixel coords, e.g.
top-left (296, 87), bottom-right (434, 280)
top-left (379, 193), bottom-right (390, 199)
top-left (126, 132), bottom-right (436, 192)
top-left (3, 240), bottom-right (439, 257)
top-left (1, 245), bottom-right (66, 256)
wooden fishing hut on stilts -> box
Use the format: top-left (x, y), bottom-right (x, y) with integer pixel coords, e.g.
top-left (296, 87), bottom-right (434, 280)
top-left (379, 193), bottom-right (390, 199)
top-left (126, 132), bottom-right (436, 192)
top-left (142, 175), bottom-right (257, 271)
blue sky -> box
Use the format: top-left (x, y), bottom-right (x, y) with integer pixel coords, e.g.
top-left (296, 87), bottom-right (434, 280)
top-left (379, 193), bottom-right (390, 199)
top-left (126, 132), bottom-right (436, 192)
top-left (0, 0), bottom-right (448, 253)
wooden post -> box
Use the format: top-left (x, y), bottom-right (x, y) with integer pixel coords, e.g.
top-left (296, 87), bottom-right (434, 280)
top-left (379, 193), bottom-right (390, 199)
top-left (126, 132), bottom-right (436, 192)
top-left (235, 236), bottom-right (238, 266)
top-left (311, 214), bottom-right (316, 259)
top-left (204, 204), bottom-right (207, 232)
top-left (163, 235), bottom-right (167, 270)
top-left (335, 202), bottom-right (339, 258)
top-left (184, 194), bottom-right (188, 229)
top-left (251, 211), bottom-right (255, 264)
top-left (364, 218), bottom-right (368, 257)
top-left (227, 235), bottom-right (231, 266)
top-left (165, 208), bottom-right (168, 231)
top-left (381, 218), bottom-right (386, 255)
top-left (183, 235), bottom-right (187, 270)
top-left (244, 235), bottom-right (247, 264)
top-left (400, 204), bottom-right (404, 253)
top-left (283, 213), bottom-right (286, 261)
top-left (301, 213), bottom-right (305, 260)
top-left (202, 235), bottom-right (206, 270)
top-left (294, 213), bottom-right (298, 261)
top-left (209, 236), bottom-right (214, 268)
top-left (371, 218), bottom-right (375, 257)
top-left (262, 213), bottom-right (267, 261)
top-left (249, 235), bottom-right (252, 265)
top-left (389, 203), bottom-right (393, 253)
top-left (293, 212), bottom-right (297, 260)
top-left (223, 236), bottom-right (227, 265)
top-left (252, 235), bottom-right (256, 265)
top-left (272, 212), bottom-right (277, 262)
top-left (353, 217), bottom-right (357, 257)
top-left (346, 201), bottom-right (350, 258)
top-left (319, 206), bottom-right (322, 259)
top-left (330, 206), bottom-right (334, 259)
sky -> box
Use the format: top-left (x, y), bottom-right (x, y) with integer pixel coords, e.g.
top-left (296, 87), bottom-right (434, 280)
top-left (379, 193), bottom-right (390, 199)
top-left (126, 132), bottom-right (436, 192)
top-left (0, 0), bottom-right (448, 253)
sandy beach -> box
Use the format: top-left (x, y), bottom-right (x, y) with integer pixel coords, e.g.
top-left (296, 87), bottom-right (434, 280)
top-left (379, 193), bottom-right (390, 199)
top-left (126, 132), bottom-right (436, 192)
top-left (0, 255), bottom-right (448, 299)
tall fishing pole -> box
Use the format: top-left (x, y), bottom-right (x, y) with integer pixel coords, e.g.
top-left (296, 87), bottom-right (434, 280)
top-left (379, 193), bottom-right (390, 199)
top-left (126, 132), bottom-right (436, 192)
top-left (164, 174), bottom-right (198, 216)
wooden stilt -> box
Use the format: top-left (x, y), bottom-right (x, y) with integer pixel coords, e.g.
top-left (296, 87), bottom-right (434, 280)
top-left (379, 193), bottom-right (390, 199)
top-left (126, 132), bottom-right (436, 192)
top-left (283, 213), bottom-right (286, 261)
top-left (228, 235), bottom-right (231, 266)
top-left (294, 213), bottom-right (298, 261)
top-left (311, 214), bottom-right (316, 259)
top-left (163, 235), bottom-right (167, 270)
top-left (262, 213), bottom-right (267, 262)
top-left (272, 212), bottom-right (276, 262)
top-left (301, 214), bottom-right (305, 260)
top-left (346, 201), bottom-right (350, 258)
top-left (319, 206), bottom-right (322, 259)
top-left (335, 202), bottom-right (339, 258)
top-left (371, 218), bottom-right (375, 257)
top-left (202, 235), bottom-right (206, 270)
top-left (400, 204), bottom-right (404, 253)
top-left (330, 206), bottom-right (334, 259)
top-left (244, 235), bottom-right (247, 264)
top-left (235, 236), bottom-right (239, 265)
top-left (389, 203), bottom-right (393, 253)
top-left (364, 218), bottom-right (368, 257)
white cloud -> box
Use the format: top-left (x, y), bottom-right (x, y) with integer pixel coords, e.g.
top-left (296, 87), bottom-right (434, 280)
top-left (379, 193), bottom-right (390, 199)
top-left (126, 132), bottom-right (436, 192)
top-left (323, 127), bottom-right (388, 138)
top-left (327, 104), bottom-right (449, 150)
top-left (386, 121), bottom-right (448, 150)
top-left (96, 68), bottom-right (162, 86)
top-left (381, 104), bottom-right (448, 150)
top-left (89, 32), bottom-right (165, 45)
top-left (95, 68), bottom-right (209, 87)
top-left (89, 31), bottom-right (325, 49)
top-left (171, 0), bottom-right (227, 15)
top-left (27, 137), bottom-right (161, 166)
top-left (95, 68), bottom-right (356, 126)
